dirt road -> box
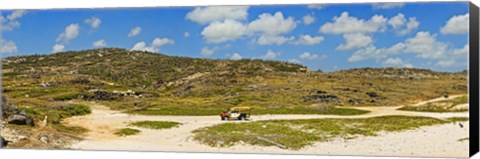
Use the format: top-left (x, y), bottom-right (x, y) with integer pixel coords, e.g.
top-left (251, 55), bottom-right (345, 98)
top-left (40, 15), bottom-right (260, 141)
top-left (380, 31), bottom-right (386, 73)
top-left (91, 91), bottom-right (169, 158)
top-left (64, 95), bottom-right (469, 157)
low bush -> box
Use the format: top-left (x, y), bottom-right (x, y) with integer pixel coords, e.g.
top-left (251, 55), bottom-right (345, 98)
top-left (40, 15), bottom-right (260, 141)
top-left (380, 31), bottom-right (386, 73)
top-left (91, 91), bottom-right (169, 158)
top-left (114, 128), bottom-right (141, 136)
top-left (129, 121), bottom-right (181, 130)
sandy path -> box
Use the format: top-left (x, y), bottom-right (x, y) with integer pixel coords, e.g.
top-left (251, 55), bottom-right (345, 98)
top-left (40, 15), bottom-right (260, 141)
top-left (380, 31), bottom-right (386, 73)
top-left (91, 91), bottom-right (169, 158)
top-left (63, 95), bottom-right (469, 157)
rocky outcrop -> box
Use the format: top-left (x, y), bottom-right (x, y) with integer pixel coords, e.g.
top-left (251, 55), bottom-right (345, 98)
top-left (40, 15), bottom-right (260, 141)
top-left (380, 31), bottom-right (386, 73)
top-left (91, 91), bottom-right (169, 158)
top-left (337, 68), bottom-right (448, 80)
top-left (39, 135), bottom-right (49, 144)
top-left (1, 136), bottom-right (8, 147)
top-left (81, 89), bottom-right (116, 101)
top-left (365, 92), bottom-right (386, 103)
top-left (7, 113), bottom-right (35, 126)
top-left (304, 90), bottom-right (340, 103)
top-left (2, 95), bottom-right (18, 119)
top-left (348, 98), bottom-right (361, 105)
top-left (366, 92), bottom-right (379, 98)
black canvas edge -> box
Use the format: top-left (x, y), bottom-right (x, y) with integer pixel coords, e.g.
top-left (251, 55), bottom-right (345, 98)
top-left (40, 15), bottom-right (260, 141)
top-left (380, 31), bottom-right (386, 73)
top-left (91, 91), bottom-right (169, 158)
top-left (470, 1), bottom-right (480, 157)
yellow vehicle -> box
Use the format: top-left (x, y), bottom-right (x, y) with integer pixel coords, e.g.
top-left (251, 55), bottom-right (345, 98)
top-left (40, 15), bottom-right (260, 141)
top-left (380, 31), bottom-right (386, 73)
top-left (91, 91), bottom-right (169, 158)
top-left (220, 107), bottom-right (251, 120)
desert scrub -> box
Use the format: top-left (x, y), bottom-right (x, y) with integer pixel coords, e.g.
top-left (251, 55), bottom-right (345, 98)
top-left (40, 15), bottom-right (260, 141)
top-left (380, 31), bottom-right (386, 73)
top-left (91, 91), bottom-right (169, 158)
top-left (129, 121), bottom-right (181, 130)
top-left (132, 107), bottom-right (369, 116)
top-left (17, 103), bottom-right (91, 124)
top-left (398, 95), bottom-right (468, 112)
top-left (52, 92), bottom-right (82, 101)
top-left (128, 103), bottom-right (369, 116)
top-left (52, 124), bottom-right (88, 134)
top-left (114, 128), bottom-right (141, 136)
top-left (446, 117), bottom-right (469, 122)
top-left (132, 107), bottom-right (226, 116)
top-left (193, 115), bottom-right (459, 150)
top-left (252, 106), bottom-right (369, 116)
top-left (64, 104), bottom-right (92, 116)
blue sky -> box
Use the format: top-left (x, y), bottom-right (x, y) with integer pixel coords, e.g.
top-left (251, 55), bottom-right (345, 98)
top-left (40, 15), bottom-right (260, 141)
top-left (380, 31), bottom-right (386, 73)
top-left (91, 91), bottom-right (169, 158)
top-left (0, 2), bottom-right (470, 72)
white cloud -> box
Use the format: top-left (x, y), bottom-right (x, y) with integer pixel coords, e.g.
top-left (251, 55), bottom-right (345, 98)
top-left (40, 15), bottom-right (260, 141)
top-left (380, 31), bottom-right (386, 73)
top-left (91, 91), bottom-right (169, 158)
top-left (56, 23), bottom-right (80, 43)
top-left (201, 19), bottom-right (246, 43)
top-left (85, 16), bottom-right (101, 29)
top-left (346, 30), bottom-right (468, 69)
top-left (388, 14), bottom-right (406, 29)
top-left (294, 34), bottom-right (324, 45)
top-left (255, 35), bottom-right (294, 45)
top-left (382, 57), bottom-right (413, 68)
top-left (452, 44), bottom-right (469, 57)
top-left (440, 13), bottom-right (469, 35)
top-left (131, 37), bottom-right (175, 52)
top-left (2, 21), bottom-right (20, 31)
top-left (93, 39), bottom-right (107, 47)
top-left (401, 17), bottom-right (420, 35)
top-left (152, 37), bottom-right (175, 47)
top-left (336, 33), bottom-right (372, 51)
top-left (349, 32), bottom-right (450, 62)
top-left (7, 10), bottom-right (27, 20)
top-left (372, 3), bottom-right (405, 9)
top-left (186, 6), bottom-right (249, 25)
top-left (184, 32), bottom-right (190, 38)
top-left (435, 59), bottom-right (456, 68)
top-left (404, 31), bottom-right (447, 59)
top-left (194, 11), bottom-right (297, 44)
top-left (288, 59), bottom-right (301, 64)
top-left (1, 10), bottom-right (27, 32)
top-left (319, 12), bottom-right (387, 34)
top-left (260, 50), bottom-right (280, 60)
top-left (128, 26), bottom-right (142, 37)
top-left (388, 13), bottom-right (419, 35)
top-left (299, 52), bottom-right (327, 60)
top-left (131, 42), bottom-right (151, 52)
top-left (201, 46), bottom-right (219, 56)
top-left (0, 39), bottom-right (18, 53)
top-left (348, 43), bottom-right (405, 62)
top-left (52, 44), bottom-right (65, 53)
top-left (303, 14), bottom-right (315, 25)
top-left (229, 53), bottom-right (242, 60)
top-left (247, 12), bottom-right (297, 35)
top-left (307, 4), bottom-right (326, 10)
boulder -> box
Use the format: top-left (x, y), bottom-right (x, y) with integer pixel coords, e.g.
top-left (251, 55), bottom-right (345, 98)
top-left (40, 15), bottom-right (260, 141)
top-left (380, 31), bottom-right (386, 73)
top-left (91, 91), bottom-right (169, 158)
top-left (82, 89), bottom-right (116, 101)
top-left (348, 99), bottom-right (361, 105)
top-left (366, 92), bottom-right (379, 98)
top-left (304, 90), bottom-right (340, 103)
top-left (1, 136), bottom-right (8, 147)
top-left (1, 95), bottom-right (18, 119)
top-left (39, 135), bottom-right (49, 144)
top-left (7, 114), bottom-right (35, 126)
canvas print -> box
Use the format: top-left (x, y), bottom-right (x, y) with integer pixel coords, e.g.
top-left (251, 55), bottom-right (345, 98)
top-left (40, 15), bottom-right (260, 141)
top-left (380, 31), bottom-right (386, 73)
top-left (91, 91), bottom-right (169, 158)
top-left (0, 2), bottom-right (471, 158)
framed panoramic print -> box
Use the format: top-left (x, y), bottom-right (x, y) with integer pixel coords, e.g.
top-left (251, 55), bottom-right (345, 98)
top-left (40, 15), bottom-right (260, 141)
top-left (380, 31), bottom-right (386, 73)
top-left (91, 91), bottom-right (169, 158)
top-left (1, 1), bottom-right (479, 158)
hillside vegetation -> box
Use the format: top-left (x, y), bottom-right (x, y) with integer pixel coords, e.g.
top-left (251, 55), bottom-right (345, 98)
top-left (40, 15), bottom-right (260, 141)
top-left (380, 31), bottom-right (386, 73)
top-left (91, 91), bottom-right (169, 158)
top-left (2, 48), bottom-right (467, 117)
top-left (193, 116), bottom-right (468, 150)
top-left (1, 48), bottom-right (467, 148)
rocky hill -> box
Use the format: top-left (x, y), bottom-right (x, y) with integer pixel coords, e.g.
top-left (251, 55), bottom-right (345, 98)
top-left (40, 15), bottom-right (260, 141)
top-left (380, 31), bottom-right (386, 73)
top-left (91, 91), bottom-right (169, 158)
top-left (2, 48), bottom-right (306, 89)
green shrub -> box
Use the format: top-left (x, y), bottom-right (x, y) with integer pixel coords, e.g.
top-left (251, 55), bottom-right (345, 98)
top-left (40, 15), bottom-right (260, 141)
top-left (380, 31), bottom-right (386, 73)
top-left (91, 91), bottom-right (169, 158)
top-left (130, 121), bottom-right (181, 129)
top-left (52, 124), bottom-right (88, 134)
top-left (114, 128), bottom-right (141, 136)
top-left (53, 93), bottom-right (82, 101)
top-left (64, 104), bottom-right (91, 116)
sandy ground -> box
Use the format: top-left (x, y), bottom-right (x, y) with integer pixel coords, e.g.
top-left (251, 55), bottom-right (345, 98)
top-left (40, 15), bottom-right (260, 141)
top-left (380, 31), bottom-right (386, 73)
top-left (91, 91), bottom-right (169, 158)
top-left (63, 95), bottom-right (469, 157)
